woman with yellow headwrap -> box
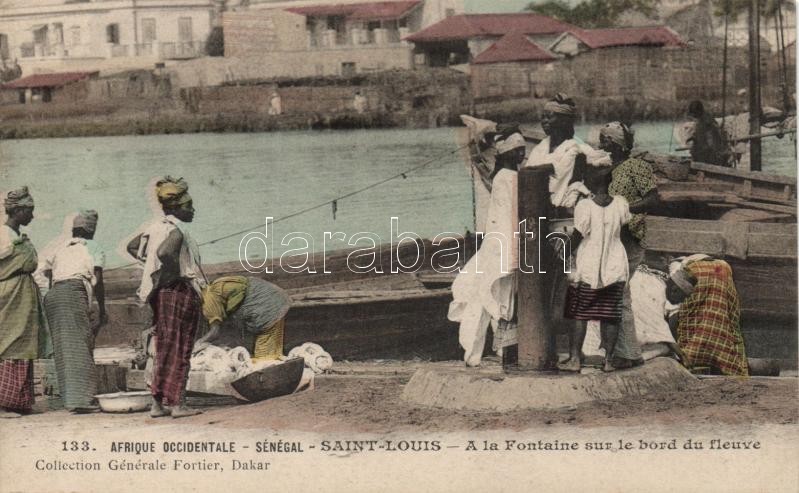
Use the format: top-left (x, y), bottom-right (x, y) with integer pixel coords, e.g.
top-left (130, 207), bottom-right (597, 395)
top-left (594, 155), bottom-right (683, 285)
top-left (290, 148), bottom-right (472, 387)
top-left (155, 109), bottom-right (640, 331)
top-left (193, 276), bottom-right (291, 362)
top-left (126, 176), bottom-right (207, 418)
top-left (0, 187), bottom-right (47, 417)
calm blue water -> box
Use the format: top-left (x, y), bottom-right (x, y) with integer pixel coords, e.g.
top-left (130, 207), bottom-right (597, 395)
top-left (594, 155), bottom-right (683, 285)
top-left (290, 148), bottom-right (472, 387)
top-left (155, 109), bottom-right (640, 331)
top-left (1, 123), bottom-right (795, 268)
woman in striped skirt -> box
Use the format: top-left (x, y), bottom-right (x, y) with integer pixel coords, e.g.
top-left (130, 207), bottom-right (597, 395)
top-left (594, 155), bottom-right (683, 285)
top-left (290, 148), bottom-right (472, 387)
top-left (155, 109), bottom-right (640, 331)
top-left (42, 210), bottom-right (107, 413)
top-left (560, 166), bottom-right (636, 373)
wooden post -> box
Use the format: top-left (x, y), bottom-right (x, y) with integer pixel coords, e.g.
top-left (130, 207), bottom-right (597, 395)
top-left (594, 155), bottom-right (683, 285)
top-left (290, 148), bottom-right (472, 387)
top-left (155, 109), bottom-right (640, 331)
top-left (747, 0), bottom-right (762, 171)
top-left (515, 165), bottom-right (557, 371)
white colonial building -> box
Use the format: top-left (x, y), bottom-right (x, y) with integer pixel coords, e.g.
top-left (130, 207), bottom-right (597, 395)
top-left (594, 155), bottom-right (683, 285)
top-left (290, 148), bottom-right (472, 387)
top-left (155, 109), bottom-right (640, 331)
top-left (0, 0), bottom-right (218, 74)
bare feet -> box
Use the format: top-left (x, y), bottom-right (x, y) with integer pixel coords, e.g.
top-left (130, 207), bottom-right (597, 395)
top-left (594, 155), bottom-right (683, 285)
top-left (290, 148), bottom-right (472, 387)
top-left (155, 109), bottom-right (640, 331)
top-left (171, 406), bottom-right (203, 418)
top-left (0, 410), bottom-right (22, 419)
top-left (603, 359), bottom-right (616, 372)
top-left (149, 398), bottom-right (170, 418)
top-left (558, 357), bottom-right (582, 372)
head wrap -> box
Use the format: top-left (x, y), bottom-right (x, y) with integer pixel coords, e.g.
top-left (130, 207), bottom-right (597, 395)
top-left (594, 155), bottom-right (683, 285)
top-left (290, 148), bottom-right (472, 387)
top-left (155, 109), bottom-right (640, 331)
top-left (156, 176), bottom-right (192, 210)
top-left (495, 132), bottom-right (526, 155)
top-left (4, 186), bottom-right (34, 210)
top-left (73, 209), bottom-right (98, 233)
top-left (600, 121), bottom-right (635, 153)
top-left (670, 268), bottom-right (698, 296)
top-left (544, 93), bottom-right (577, 117)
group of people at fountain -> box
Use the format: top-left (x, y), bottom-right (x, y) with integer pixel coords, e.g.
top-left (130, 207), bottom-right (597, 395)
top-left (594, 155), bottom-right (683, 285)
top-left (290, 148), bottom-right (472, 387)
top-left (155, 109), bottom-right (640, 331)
top-left (0, 179), bottom-right (294, 418)
top-left (450, 94), bottom-right (749, 377)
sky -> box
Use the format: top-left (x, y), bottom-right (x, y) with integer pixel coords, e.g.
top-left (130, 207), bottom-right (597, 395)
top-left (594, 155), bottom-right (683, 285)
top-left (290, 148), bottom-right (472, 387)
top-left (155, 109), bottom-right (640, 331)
top-left (465, 0), bottom-right (533, 13)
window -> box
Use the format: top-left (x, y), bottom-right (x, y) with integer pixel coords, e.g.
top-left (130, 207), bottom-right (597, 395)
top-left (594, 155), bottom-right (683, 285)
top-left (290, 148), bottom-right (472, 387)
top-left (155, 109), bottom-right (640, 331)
top-left (341, 62), bottom-right (356, 77)
top-left (106, 24), bottom-right (120, 44)
top-left (178, 17), bottom-right (192, 42)
top-left (141, 18), bottom-right (156, 43)
top-left (0, 34), bottom-right (8, 60)
top-left (69, 26), bottom-right (80, 46)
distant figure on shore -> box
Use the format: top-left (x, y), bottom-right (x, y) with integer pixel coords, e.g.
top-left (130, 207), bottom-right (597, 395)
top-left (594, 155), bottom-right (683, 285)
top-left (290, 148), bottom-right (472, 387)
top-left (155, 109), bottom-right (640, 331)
top-left (448, 132), bottom-right (524, 367)
top-left (193, 276), bottom-right (291, 362)
top-left (126, 176), bottom-right (207, 418)
top-left (686, 100), bottom-right (731, 167)
top-left (41, 210), bottom-right (107, 413)
top-left (353, 91), bottom-right (367, 114)
top-left (268, 91), bottom-right (282, 116)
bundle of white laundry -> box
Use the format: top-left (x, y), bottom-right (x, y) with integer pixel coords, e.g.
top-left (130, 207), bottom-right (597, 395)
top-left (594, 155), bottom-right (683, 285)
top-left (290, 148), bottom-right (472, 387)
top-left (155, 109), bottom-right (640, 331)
top-left (189, 345), bottom-right (317, 393)
top-left (287, 342), bottom-right (334, 374)
top-left (190, 345), bottom-right (255, 384)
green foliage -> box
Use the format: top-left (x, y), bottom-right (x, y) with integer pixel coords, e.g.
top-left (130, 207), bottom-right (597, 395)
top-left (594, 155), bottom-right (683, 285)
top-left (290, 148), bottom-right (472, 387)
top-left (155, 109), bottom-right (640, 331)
top-left (525, 0), bottom-right (659, 28)
top-left (712, 0), bottom-right (794, 21)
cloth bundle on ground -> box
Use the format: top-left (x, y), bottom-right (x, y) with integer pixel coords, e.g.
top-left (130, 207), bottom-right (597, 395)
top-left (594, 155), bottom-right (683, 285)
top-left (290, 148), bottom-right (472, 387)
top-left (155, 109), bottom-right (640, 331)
top-left (188, 344), bottom-right (315, 393)
top-left (581, 265), bottom-right (679, 360)
top-left (189, 345), bottom-right (252, 379)
top-left (287, 343), bottom-right (333, 374)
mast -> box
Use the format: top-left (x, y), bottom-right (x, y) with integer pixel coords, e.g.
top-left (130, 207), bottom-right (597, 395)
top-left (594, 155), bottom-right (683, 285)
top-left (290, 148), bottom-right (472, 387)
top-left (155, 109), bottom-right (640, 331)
top-left (747, 0), bottom-right (762, 171)
top-left (721, 0), bottom-right (729, 131)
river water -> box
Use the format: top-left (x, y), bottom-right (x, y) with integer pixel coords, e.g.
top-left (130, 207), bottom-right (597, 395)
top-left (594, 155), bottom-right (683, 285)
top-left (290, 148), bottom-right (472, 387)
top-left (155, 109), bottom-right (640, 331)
top-left (0, 123), bottom-right (795, 268)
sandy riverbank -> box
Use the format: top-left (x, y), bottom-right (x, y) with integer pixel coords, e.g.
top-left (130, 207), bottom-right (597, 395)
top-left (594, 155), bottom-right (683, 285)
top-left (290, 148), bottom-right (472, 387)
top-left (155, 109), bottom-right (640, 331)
top-left (3, 362), bottom-right (797, 493)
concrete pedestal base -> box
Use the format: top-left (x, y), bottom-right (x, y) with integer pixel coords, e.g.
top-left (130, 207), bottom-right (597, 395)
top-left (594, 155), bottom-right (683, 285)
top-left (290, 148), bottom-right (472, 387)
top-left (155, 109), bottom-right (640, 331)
top-left (401, 357), bottom-right (697, 411)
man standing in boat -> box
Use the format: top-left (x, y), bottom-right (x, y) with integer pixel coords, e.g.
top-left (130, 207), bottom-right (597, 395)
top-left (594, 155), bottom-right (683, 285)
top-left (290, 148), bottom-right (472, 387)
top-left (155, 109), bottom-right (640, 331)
top-left (686, 100), bottom-right (732, 167)
top-left (127, 176), bottom-right (206, 418)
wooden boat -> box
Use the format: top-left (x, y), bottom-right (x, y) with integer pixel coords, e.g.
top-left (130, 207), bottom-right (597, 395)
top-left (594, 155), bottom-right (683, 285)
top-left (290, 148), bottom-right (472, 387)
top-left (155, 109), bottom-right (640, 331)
top-left (231, 357), bottom-right (305, 402)
top-left (461, 118), bottom-right (797, 367)
top-left (98, 120), bottom-right (797, 369)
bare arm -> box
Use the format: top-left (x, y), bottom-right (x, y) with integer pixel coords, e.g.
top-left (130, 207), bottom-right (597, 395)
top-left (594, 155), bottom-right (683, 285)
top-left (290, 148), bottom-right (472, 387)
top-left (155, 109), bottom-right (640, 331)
top-left (126, 234), bottom-right (142, 259)
top-left (157, 228), bottom-right (183, 279)
top-left (629, 189), bottom-right (660, 214)
top-left (570, 229), bottom-right (583, 253)
top-left (94, 267), bottom-right (107, 326)
top-left (193, 322), bottom-right (221, 354)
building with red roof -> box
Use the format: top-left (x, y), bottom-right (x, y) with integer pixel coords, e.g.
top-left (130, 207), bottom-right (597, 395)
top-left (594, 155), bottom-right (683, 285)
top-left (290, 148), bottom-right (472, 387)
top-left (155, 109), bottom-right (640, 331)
top-left (472, 32), bottom-right (556, 64)
top-left (549, 26), bottom-right (686, 57)
top-left (405, 13), bottom-right (576, 66)
top-left (1, 70), bottom-right (97, 103)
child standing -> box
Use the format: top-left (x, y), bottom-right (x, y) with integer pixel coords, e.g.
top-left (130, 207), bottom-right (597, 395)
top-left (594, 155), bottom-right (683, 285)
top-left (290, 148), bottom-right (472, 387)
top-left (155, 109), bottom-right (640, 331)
top-left (560, 166), bottom-right (631, 372)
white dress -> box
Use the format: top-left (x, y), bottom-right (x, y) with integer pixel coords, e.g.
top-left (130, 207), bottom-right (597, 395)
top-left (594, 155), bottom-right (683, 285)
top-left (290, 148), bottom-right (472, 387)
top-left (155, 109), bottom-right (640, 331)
top-left (572, 196), bottom-right (631, 289)
top-left (448, 168), bottom-right (518, 366)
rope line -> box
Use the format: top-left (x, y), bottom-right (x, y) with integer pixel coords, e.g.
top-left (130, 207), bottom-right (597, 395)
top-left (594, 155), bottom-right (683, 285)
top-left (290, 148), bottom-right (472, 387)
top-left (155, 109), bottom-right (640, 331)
top-left (105, 143), bottom-right (467, 272)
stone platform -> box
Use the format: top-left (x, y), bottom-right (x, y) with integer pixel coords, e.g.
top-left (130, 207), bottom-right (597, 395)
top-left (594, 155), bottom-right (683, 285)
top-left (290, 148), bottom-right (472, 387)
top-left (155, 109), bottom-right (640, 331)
top-left (400, 357), bottom-right (697, 412)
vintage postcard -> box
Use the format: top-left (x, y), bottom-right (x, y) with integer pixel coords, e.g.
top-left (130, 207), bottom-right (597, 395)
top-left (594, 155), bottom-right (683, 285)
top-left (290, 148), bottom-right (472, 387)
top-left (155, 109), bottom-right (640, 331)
top-left (0, 0), bottom-right (796, 491)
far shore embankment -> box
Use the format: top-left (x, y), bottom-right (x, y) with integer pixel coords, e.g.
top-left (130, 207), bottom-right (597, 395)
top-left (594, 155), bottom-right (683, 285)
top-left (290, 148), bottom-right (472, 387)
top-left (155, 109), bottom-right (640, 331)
top-left (0, 68), bottom-right (753, 140)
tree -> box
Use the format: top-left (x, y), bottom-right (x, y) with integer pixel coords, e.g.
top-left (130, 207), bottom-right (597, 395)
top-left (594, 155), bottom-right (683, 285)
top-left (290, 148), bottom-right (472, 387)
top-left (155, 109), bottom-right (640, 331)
top-left (712, 0), bottom-right (795, 20)
top-left (525, 0), bottom-right (659, 28)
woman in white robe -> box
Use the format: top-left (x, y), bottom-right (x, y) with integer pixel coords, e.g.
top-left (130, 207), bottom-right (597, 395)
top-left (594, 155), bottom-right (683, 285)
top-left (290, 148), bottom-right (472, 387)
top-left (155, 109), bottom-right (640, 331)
top-left (448, 133), bottom-right (524, 366)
